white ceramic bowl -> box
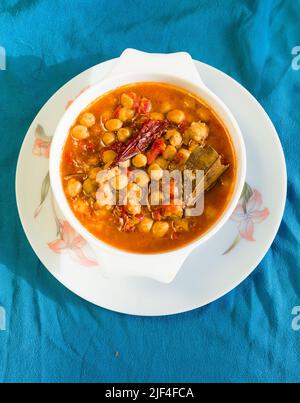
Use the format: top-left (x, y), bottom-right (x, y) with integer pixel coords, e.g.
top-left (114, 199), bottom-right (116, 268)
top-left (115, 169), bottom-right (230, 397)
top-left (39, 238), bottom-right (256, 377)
top-left (49, 49), bottom-right (246, 283)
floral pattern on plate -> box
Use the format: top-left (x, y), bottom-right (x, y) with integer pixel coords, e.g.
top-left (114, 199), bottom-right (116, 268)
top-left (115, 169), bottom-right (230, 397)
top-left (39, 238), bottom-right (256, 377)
top-left (223, 183), bottom-right (269, 254)
top-left (32, 124), bottom-right (96, 266)
top-left (48, 220), bottom-right (97, 266)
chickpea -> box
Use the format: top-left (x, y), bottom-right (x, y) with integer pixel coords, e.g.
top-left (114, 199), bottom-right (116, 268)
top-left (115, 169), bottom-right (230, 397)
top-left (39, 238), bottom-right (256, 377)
top-left (102, 131), bottom-right (116, 146)
top-left (165, 129), bottom-right (177, 140)
top-left (105, 118), bottom-right (123, 131)
top-left (117, 127), bottom-right (131, 142)
top-left (167, 109), bottom-right (185, 124)
top-left (74, 199), bottom-right (89, 215)
top-left (110, 174), bottom-right (128, 190)
top-left (152, 221), bottom-right (170, 238)
top-left (66, 178), bottom-right (82, 197)
top-left (97, 180), bottom-right (113, 194)
top-left (79, 112), bottom-right (96, 127)
top-left (148, 163), bottom-right (163, 181)
top-left (150, 112), bottom-right (164, 120)
top-left (126, 202), bottom-right (141, 215)
top-left (132, 153), bottom-right (147, 168)
top-left (150, 190), bottom-right (163, 206)
top-left (166, 129), bottom-right (182, 147)
top-left (72, 125), bottom-right (89, 140)
top-left (118, 108), bottom-right (135, 122)
top-left (196, 106), bottom-right (211, 122)
top-left (94, 204), bottom-right (111, 217)
top-left (96, 191), bottom-right (114, 207)
top-left (121, 93), bottom-right (134, 109)
top-left (174, 218), bottom-right (189, 232)
top-left (119, 159), bottom-right (131, 168)
top-left (93, 201), bottom-right (106, 212)
top-left (177, 148), bottom-right (191, 164)
top-left (160, 101), bottom-right (172, 113)
top-left (134, 171), bottom-right (150, 187)
top-left (127, 183), bottom-right (142, 201)
top-left (169, 131), bottom-right (182, 148)
top-left (102, 150), bottom-right (116, 164)
top-left (101, 110), bottom-right (113, 121)
top-left (186, 121), bottom-right (209, 143)
top-left (83, 178), bottom-right (97, 194)
top-left (138, 217), bottom-right (153, 233)
top-left (163, 145), bottom-right (177, 161)
top-left (155, 157), bottom-right (169, 169)
top-left (89, 167), bottom-right (101, 180)
top-left (163, 205), bottom-right (183, 218)
top-left (127, 182), bottom-right (142, 194)
top-left (96, 167), bottom-right (119, 185)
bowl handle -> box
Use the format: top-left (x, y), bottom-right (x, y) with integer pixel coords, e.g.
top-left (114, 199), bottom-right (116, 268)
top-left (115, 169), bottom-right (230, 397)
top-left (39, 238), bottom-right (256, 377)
top-left (106, 48), bottom-right (207, 88)
top-left (89, 244), bottom-right (190, 284)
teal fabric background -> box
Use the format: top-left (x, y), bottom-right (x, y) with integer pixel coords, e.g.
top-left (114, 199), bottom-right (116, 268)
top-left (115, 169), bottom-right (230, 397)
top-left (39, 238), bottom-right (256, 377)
top-left (0, 0), bottom-right (299, 383)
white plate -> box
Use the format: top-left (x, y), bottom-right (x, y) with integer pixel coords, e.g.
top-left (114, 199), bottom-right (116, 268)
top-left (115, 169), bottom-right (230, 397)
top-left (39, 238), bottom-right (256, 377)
top-left (15, 58), bottom-right (287, 316)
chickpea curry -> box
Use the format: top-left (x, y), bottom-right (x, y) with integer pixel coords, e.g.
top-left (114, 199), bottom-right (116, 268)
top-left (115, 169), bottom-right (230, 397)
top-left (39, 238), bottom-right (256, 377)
top-left (61, 83), bottom-right (236, 253)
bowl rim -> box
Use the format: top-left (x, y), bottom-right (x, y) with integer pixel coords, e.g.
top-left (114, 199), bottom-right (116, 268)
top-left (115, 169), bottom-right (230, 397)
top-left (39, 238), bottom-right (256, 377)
top-left (49, 72), bottom-right (246, 257)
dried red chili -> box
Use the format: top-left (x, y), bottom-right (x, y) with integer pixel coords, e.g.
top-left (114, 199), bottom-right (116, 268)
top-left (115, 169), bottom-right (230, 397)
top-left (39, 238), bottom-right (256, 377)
top-left (113, 119), bottom-right (169, 164)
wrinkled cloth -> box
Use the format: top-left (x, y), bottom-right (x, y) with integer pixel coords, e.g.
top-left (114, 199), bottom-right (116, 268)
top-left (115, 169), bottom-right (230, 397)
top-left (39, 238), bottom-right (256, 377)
top-left (0, 0), bottom-right (299, 383)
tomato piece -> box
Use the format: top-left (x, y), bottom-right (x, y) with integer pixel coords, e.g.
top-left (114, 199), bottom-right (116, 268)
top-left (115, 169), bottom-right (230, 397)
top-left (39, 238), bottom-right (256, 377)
top-left (113, 105), bottom-right (122, 118)
top-left (134, 213), bottom-right (145, 223)
top-left (128, 92), bottom-right (140, 110)
top-left (174, 151), bottom-right (185, 164)
top-left (138, 97), bottom-right (151, 114)
top-left (152, 209), bottom-right (163, 221)
top-left (147, 138), bottom-right (166, 164)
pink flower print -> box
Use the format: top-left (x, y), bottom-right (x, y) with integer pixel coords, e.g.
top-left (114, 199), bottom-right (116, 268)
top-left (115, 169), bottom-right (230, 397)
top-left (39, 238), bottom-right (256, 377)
top-left (32, 125), bottom-right (52, 159)
top-left (48, 221), bottom-right (97, 267)
top-left (231, 189), bottom-right (269, 241)
top-left (223, 183), bottom-right (270, 255)
top-left (32, 137), bottom-right (51, 158)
